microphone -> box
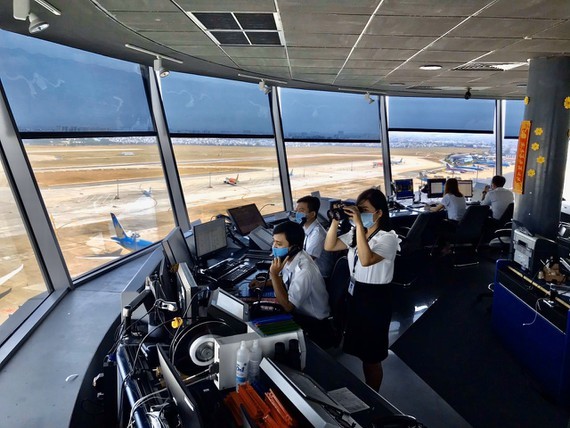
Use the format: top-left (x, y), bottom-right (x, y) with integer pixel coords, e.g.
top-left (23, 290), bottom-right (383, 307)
top-left (259, 203), bottom-right (276, 212)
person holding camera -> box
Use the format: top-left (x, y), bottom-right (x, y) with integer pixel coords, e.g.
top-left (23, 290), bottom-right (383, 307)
top-left (324, 188), bottom-right (401, 391)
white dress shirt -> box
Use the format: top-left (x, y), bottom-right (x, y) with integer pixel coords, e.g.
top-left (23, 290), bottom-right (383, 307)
top-left (482, 187), bottom-right (514, 220)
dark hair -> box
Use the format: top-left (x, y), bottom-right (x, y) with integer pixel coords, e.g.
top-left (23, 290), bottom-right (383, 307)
top-left (350, 188), bottom-right (391, 247)
top-left (273, 220), bottom-right (305, 248)
top-left (444, 178), bottom-right (463, 198)
top-left (296, 195), bottom-right (320, 214)
top-left (491, 175), bottom-right (506, 187)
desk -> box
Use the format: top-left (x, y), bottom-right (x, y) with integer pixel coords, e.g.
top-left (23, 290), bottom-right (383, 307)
top-left (493, 260), bottom-right (570, 405)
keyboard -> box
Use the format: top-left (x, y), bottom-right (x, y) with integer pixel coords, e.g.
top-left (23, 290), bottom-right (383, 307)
top-left (409, 203), bottom-right (425, 209)
top-left (206, 258), bottom-right (241, 279)
top-left (218, 264), bottom-right (257, 284)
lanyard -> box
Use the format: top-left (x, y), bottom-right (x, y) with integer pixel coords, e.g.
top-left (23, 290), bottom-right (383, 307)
top-left (351, 227), bottom-right (381, 277)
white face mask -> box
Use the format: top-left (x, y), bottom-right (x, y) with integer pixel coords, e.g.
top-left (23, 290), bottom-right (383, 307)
top-left (360, 212), bottom-right (375, 228)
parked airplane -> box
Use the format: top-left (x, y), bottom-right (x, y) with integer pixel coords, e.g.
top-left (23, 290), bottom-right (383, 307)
top-left (110, 213), bottom-right (153, 252)
top-left (141, 187), bottom-right (152, 197)
top-left (392, 157), bottom-right (404, 164)
top-left (224, 174), bottom-right (239, 185)
top-left (445, 162), bottom-right (484, 173)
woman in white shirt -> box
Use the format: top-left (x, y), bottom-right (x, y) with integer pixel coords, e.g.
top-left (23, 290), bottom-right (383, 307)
top-left (324, 188), bottom-right (401, 391)
top-left (429, 178), bottom-right (466, 221)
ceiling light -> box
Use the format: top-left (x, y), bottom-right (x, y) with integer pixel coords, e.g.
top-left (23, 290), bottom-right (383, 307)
top-left (420, 64), bottom-right (442, 70)
top-left (153, 57), bottom-right (169, 78)
top-left (34, 0), bottom-right (60, 16)
top-left (258, 79), bottom-right (271, 94)
top-left (28, 12), bottom-right (48, 33)
top-left (364, 92), bottom-right (375, 104)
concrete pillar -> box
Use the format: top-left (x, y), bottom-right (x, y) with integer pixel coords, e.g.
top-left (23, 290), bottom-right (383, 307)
top-left (513, 56), bottom-right (570, 239)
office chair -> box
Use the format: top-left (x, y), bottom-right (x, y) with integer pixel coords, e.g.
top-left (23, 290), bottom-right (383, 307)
top-left (443, 204), bottom-right (490, 267)
top-left (393, 211), bottom-right (446, 286)
top-left (326, 256), bottom-right (350, 347)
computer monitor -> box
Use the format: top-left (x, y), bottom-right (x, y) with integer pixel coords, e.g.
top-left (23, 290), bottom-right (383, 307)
top-left (176, 262), bottom-right (202, 321)
top-left (160, 227), bottom-right (194, 303)
top-left (394, 178), bottom-right (414, 199)
top-left (157, 346), bottom-right (204, 427)
top-left (457, 179), bottom-right (473, 198)
top-left (193, 218), bottom-right (227, 260)
top-left (227, 203), bottom-right (267, 236)
top-left (426, 178), bottom-right (446, 199)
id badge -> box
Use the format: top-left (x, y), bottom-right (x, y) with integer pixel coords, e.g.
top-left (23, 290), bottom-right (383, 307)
top-left (348, 276), bottom-right (356, 296)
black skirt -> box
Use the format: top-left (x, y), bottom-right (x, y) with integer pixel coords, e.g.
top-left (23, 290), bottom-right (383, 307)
top-left (342, 281), bottom-right (393, 363)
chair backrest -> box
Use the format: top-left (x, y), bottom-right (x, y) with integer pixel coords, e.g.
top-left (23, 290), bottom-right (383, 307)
top-left (453, 204), bottom-right (490, 244)
top-left (401, 211), bottom-right (445, 254)
top-left (497, 202), bottom-right (514, 227)
top-left (326, 256), bottom-right (350, 326)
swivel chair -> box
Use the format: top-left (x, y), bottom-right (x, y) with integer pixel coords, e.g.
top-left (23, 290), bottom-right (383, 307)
top-left (393, 211), bottom-right (446, 286)
top-left (326, 256), bottom-right (350, 346)
top-left (444, 204), bottom-right (490, 267)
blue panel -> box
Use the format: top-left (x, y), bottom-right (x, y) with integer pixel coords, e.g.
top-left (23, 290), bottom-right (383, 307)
top-left (279, 88), bottom-right (381, 141)
top-left (388, 96), bottom-right (495, 132)
top-left (493, 282), bottom-right (567, 401)
top-left (0, 30), bottom-right (152, 133)
top-left (161, 72), bottom-right (273, 135)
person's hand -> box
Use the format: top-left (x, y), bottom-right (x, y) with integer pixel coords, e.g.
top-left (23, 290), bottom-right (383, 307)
top-left (483, 185), bottom-right (490, 192)
top-left (343, 205), bottom-right (362, 225)
top-left (269, 256), bottom-right (288, 277)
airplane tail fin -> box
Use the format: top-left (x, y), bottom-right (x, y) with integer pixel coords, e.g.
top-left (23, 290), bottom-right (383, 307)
top-left (236, 173), bottom-right (239, 181)
top-left (111, 213), bottom-right (127, 239)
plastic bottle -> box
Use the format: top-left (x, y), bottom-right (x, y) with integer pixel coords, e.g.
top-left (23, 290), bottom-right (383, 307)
top-left (248, 339), bottom-right (262, 383)
top-left (235, 340), bottom-right (250, 390)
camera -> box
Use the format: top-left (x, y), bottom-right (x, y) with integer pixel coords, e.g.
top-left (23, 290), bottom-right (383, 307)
top-left (328, 200), bottom-right (355, 221)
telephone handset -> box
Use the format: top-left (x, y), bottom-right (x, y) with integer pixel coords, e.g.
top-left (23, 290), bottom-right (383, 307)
top-left (277, 244), bottom-right (301, 262)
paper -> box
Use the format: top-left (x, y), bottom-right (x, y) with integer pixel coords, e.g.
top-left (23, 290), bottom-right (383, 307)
top-left (328, 387), bottom-right (370, 413)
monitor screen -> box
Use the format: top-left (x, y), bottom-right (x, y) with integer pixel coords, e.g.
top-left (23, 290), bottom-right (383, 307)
top-left (427, 178), bottom-right (446, 199)
top-left (157, 346), bottom-right (204, 427)
top-left (227, 203), bottom-right (267, 236)
top-left (177, 262), bottom-right (201, 320)
top-left (394, 179), bottom-right (414, 199)
top-left (457, 180), bottom-right (473, 198)
top-left (162, 227), bottom-right (193, 267)
top-left (194, 218), bottom-right (227, 259)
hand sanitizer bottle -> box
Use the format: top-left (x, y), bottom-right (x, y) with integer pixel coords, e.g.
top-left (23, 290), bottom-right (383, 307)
top-left (248, 339), bottom-right (262, 383)
top-left (235, 340), bottom-right (250, 390)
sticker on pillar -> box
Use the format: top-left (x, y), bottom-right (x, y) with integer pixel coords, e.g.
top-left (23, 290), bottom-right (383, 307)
top-left (528, 169), bottom-right (536, 177)
top-left (531, 142), bottom-right (540, 151)
top-left (534, 127), bottom-right (543, 136)
top-left (524, 96), bottom-right (530, 105)
top-left (514, 120), bottom-right (531, 194)
top-left (537, 156), bottom-right (545, 164)
top-left (564, 97), bottom-right (570, 109)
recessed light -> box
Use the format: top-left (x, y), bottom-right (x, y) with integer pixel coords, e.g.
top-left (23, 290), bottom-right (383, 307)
top-left (420, 65), bottom-right (442, 70)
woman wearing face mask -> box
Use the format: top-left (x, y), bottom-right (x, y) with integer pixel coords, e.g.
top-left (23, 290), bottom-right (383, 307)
top-left (324, 188), bottom-right (401, 391)
top-left (267, 221), bottom-right (333, 347)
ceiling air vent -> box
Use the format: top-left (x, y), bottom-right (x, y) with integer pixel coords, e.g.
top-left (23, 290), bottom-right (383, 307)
top-left (188, 11), bottom-right (284, 46)
top-left (454, 62), bottom-right (527, 71)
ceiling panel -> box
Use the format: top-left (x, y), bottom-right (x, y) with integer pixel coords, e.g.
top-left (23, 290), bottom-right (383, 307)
top-left (285, 33), bottom-right (359, 48)
top-left (479, 0), bottom-right (570, 19)
top-left (95, 0), bottom-right (181, 12)
top-left (233, 57), bottom-right (290, 67)
top-left (448, 17), bottom-right (564, 38)
top-left (430, 36), bottom-right (518, 52)
top-left (366, 16), bottom-right (463, 36)
top-left (357, 35), bottom-right (438, 50)
top-left (139, 31), bottom-right (214, 45)
top-left (532, 21), bottom-right (570, 39)
top-left (278, 0), bottom-right (379, 14)
top-left (111, 12), bottom-right (197, 31)
top-left (223, 46), bottom-right (287, 58)
top-left (343, 59), bottom-right (404, 69)
top-left (290, 58), bottom-right (345, 68)
top-left (351, 48), bottom-right (419, 61)
top-left (192, 55), bottom-right (238, 67)
top-left (177, 0), bottom-right (276, 12)
top-left (376, 0), bottom-right (492, 17)
top-left (279, 13), bottom-right (369, 35)
top-left (412, 50), bottom-right (489, 63)
top-left (288, 47), bottom-right (351, 60)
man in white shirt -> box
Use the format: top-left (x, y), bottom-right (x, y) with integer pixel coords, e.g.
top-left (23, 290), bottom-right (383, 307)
top-left (269, 221), bottom-right (333, 347)
top-left (481, 175), bottom-right (514, 220)
top-left (295, 196), bottom-right (335, 278)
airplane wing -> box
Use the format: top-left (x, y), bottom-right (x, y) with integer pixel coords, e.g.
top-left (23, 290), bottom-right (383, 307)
top-left (0, 264), bottom-right (24, 287)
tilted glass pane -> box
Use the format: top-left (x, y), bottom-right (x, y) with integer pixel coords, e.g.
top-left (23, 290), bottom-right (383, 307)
top-left (171, 137), bottom-right (283, 222)
top-left (388, 97), bottom-right (495, 133)
top-left (0, 30), bottom-right (152, 133)
top-left (162, 73), bottom-right (273, 135)
top-left (286, 142), bottom-right (385, 202)
top-left (504, 100), bottom-right (525, 139)
top-left (0, 159), bottom-right (48, 340)
top-left (388, 131), bottom-right (515, 197)
top-left (279, 88), bottom-right (381, 141)
top-left (23, 137), bottom-right (175, 278)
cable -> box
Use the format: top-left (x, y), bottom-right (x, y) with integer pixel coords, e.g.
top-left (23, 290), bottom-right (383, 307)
top-left (168, 290), bottom-right (209, 359)
top-left (522, 298), bottom-right (549, 326)
top-left (126, 388), bottom-right (167, 428)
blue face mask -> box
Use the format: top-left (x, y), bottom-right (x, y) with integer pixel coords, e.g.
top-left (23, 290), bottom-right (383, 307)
top-left (360, 212), bottom-right (375, 228)
top-left (294, 212), bottom-right (306, 224)
top-left (272, 247), bottom-right (289, 259)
